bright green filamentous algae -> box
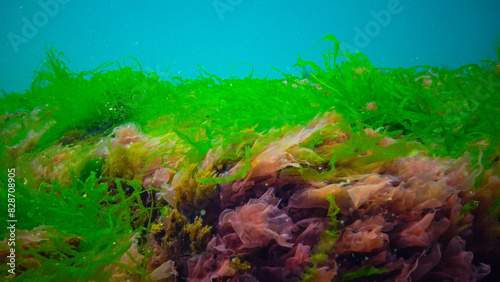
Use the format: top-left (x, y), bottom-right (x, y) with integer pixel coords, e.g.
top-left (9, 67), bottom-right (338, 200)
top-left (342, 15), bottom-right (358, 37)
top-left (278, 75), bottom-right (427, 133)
top-left (0, 35), bottom-right (499, 281)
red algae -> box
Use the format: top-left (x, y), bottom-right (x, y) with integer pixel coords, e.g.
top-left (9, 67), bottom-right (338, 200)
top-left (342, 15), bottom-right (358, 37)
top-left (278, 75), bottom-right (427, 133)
top-left (1, 43), bottom-right (499, 281)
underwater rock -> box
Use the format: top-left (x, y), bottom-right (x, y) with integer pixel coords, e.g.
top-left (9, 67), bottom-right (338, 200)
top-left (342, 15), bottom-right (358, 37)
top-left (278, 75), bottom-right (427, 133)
top-left (2, 47), bottom-right (499, 281)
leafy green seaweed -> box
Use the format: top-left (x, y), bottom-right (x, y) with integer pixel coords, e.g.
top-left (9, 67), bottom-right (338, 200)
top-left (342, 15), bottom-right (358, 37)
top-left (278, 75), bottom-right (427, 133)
top-left (1, 36), bottom-right (499, 280)
top-left (0, 172), bottom-right (154, 281)
top-left (339, 265), bottom-right (390, 281)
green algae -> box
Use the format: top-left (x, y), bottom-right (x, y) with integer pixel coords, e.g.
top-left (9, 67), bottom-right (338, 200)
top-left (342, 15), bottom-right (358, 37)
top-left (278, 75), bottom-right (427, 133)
top-left (2, 42), bottom-right (499, 165)
top-left (0, 173), bottom-right (154, 280)
top-left (338, 265), bottom-right (389, 281)
top-left (302, 194), bottom-right (342, 282)
top-left (1, 36), bottom-right (499, 280)
top-left (79, 157), bottom-right (104, 182)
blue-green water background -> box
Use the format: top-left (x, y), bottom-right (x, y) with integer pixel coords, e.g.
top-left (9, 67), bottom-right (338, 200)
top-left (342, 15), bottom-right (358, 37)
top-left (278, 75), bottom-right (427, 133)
top-left (1, 0), bottom-right (499, 94)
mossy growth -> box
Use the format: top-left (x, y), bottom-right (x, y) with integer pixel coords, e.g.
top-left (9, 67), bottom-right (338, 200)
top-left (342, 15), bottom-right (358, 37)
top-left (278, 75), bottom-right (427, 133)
top-left (182, 216), bottom-right (212, 253)
top-left (173, 163), bottom-right (218, 214)
top-left (163, 208), bottom-right (187, 242)
top-left (150, 222), bottom-right (166, 234)
top-left (104, 142), bottom-right (148, 182)
top-left (229, 257), bottom-right (251, 274)
top-left (162, 208), bottom-right (212, 254)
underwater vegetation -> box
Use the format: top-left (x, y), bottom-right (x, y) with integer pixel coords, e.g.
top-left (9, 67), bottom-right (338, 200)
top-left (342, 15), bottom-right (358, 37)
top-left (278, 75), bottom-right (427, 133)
top-left (1, 35), bottom-right (500, 281)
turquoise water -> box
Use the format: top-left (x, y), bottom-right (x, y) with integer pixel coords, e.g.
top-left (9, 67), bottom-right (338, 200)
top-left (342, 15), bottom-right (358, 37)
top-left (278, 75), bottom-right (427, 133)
top-left (1, 0), bottom-right (500, 94)
top-left (1, 1), bottom-right (500, 281)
